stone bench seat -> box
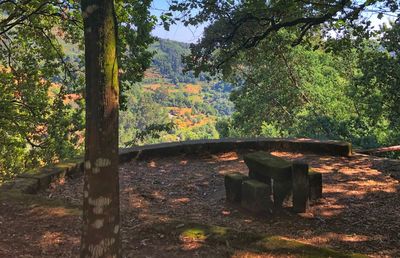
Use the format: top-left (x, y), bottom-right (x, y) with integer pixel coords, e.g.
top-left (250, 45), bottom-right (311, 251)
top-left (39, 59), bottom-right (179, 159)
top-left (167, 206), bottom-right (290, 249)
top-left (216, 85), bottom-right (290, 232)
top-left (224, 172), bottom-right (248, 202)
top-left (241, 179), bottom-right (272, 214)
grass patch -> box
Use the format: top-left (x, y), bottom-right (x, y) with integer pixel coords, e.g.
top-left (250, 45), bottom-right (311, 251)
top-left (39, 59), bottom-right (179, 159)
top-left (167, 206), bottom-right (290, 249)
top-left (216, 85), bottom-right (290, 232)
top-left (152, 221), bottom-right (367, 258)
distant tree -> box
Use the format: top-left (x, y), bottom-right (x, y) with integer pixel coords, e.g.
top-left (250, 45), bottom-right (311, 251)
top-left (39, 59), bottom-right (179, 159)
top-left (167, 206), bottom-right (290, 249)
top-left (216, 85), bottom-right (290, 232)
top-left (119, 83), bottom-right (171, 147)
top-left (151, 38), bottom-right (191, 83)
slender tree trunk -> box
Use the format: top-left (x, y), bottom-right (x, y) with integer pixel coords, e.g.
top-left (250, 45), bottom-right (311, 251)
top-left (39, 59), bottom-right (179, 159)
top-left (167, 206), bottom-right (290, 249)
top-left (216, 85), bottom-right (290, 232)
top-left (80, 0), bottom-right (120, 257)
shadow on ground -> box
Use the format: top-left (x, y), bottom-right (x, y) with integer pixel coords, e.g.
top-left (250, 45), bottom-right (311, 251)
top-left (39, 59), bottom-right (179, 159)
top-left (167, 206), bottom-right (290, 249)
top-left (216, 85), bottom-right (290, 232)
top-left (0, 191), bottom-right (366, 257)
top-left (18, 150), bottom-right (400, 257)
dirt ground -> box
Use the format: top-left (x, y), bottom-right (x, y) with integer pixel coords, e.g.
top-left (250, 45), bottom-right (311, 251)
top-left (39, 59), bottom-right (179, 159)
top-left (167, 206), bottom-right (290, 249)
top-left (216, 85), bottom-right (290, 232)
top-left (1, 151), bottom-right (400, 257)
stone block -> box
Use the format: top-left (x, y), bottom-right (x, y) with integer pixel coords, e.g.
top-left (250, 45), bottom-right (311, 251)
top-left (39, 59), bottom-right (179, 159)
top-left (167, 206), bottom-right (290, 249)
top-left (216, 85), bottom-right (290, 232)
top-left (292, 161), bottom-right (309, 213)
top-left (249, 169), bottom-right (271, 185)
top-left (272, 179), bottom-right (292, 209)
top-left (244, 151), bottom-right (292, 181)
top-left (241, 179), bottom-right (272, 214)
top-left (11, 178), bottom-right (39, 194)
top-left (309, 171), bottom-right (322, 200)
top-left (31, 167), bottom-right (66, 191)
top-left (224, 173), bottom-right (248, 203)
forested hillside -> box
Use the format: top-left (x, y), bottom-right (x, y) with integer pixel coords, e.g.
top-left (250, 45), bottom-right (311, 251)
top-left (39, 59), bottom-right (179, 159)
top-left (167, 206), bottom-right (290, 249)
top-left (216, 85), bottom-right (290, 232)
top-left (119, 38), bottom-right (234, 147)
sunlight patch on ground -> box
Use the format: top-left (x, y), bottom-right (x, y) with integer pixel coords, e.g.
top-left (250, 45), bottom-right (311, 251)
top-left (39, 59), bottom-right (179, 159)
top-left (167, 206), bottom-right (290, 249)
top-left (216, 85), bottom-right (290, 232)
top-left (171, 197), bottom-right (191, 204)
top-left (40, 231), bottom-right (64, 250)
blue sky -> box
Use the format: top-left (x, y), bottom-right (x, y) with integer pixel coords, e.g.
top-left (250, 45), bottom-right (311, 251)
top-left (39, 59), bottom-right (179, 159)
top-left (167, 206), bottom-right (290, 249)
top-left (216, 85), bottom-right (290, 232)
top-left (150, 0), bottom-right (395, 43)
top-left (151, 0), bottom-right (205, 43)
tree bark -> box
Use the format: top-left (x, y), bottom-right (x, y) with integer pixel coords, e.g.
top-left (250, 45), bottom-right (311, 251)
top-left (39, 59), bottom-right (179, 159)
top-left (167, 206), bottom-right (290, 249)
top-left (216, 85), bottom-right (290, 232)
top-left (80, 1), bottom-right (120, 257)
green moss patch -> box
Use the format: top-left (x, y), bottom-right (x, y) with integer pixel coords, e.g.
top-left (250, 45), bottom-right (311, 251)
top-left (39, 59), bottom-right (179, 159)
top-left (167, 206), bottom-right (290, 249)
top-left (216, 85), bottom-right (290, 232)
top-left (152, 221), bottom-right (367, 258)
top-left (256, 236), bottom-right (366, 258)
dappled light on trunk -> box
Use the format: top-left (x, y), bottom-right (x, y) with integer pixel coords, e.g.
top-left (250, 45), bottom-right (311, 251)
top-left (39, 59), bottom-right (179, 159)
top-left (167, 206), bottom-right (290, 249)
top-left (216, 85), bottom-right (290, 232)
top-left (80, 0), bottom-right (120, 257)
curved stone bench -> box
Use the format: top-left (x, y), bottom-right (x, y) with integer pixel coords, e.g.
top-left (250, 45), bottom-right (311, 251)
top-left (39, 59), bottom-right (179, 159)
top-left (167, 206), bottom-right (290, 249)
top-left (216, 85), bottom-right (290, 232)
top-left (3, 137), bottom-right (351, 194)
top-left (120, 137), bottom-right (352, 162)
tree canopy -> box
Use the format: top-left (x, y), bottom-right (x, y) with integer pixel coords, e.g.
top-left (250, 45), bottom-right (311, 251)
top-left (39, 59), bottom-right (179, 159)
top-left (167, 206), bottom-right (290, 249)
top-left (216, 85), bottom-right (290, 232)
top-left (0, 0), bottom-right (155, 179)
top-left (215, 24), bottom-right (399, 149)
top-left (159, 0), bottom-right (400, 151)
top-left (164, 0), bottom-right (399, 75)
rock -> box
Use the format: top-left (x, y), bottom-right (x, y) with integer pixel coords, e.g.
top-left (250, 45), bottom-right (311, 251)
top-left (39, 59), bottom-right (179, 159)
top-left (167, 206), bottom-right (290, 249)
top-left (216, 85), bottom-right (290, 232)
top-left (224, 172), bottom-right (248, 203)
top-left (309, 171), bottom-right (322, 200)
top-left (292, 161), bottom-right (309, 213)
top-left (241, 179), bottom-right (272, 214)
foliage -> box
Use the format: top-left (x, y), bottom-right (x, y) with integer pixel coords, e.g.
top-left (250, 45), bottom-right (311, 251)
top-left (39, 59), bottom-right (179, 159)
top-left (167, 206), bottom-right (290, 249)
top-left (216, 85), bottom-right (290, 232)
top-left (0, 1), bottom-right (84, 180)
top-left (166, 0), bottom-right (399, 75)
top-left (0, 0), bottom-right (156, 180)
top-left (216, 25), bottom-right (400, 150)
top-left (347, 22), bottom-right (400, 148)
top-left (119, 82), bottom-right (170, 147)
top-left (2, 0), bottom-right (400, 183)
top-left (117, 38), bottom-right (235, 147)
top-left (260, 122), bottom-right (289, 138)
top-left (117, 0), bottom-right (157, 109)
top-left (150, 38), bottom-right (195, 84)
top-left (163, 1), bottom-right (400, 151)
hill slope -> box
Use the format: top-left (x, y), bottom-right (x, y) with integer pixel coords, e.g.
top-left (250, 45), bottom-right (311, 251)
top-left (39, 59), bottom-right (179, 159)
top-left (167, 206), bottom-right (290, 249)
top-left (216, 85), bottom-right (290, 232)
top-left (119, 38), bottom-right (234, 146)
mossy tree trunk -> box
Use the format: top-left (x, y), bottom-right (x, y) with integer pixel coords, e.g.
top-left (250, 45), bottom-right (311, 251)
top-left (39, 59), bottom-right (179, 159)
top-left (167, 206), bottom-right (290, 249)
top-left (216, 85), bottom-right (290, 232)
top-left (80, 0), bottom-right (120, 257)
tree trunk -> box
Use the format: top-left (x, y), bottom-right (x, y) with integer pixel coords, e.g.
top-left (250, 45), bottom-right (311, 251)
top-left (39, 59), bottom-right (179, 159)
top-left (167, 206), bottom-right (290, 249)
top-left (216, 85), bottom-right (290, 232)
top-left (80, 1), bottom-right (120, 257)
